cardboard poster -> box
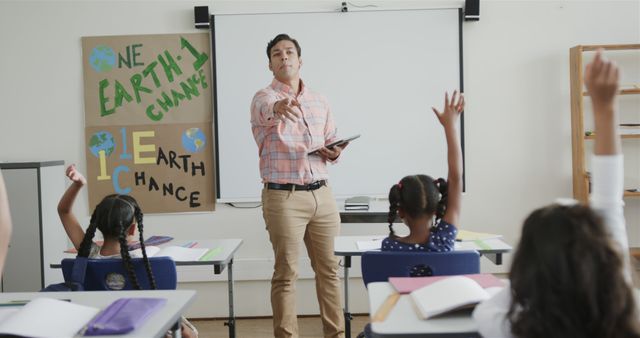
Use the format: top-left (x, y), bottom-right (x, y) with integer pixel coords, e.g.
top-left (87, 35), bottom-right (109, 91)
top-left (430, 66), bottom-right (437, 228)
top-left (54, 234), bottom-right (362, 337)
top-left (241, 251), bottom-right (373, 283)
top-left (82, 33), bottom-right (215, 213)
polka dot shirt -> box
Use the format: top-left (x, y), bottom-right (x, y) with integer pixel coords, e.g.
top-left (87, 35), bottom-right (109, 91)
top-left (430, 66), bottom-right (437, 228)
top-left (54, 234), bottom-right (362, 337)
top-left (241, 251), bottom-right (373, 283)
top-left (381, 220), bottom-right (457, 252)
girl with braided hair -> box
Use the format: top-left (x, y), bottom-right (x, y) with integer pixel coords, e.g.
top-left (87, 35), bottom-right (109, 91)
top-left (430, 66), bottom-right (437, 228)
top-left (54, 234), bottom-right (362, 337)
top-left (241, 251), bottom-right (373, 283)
top-left (57, 164), bottom-right (155, 289)
top-left (58, 164), bottom-right (199, 338)
top-left (381, 90), bottom-right (464, 253)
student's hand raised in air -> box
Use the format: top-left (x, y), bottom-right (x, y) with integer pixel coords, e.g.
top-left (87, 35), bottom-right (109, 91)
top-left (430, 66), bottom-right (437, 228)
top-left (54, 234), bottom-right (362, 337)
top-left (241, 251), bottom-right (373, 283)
top-left (432, 90), bottom-right (465, 128)
top-left (274, 98), bottom-right (302, 122)
top-left (586, 49), bottom-right (621, 156)
top-left (585, 49), bottom-right (619, 111)
top-left (65, 164), bottom-right (87, 186)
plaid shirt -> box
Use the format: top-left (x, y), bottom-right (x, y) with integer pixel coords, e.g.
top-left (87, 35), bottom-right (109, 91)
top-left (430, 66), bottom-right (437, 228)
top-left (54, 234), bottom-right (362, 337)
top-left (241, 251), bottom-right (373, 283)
top-left (251, 79), bottom-right (338, 184)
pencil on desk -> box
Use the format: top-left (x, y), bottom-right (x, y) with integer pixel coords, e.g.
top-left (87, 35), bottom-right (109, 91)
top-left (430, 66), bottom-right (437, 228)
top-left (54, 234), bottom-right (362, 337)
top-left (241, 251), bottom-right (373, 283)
top-left (182, 241), bottom-right (198, 248)
top-left (372, 293), bottom-right (400, 322)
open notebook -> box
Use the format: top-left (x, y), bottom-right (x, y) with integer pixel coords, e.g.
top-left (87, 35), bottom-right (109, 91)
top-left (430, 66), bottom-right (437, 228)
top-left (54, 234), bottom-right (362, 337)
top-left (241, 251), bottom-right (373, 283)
top-left (0, 298), bottom-right (99, 337)
top-left (406, 275), bottom-right (503, 319)
top-left (356, 238), bottom-right (383, 251)
top-left (389, 273), bottom-right (504, 294)
top-left (137, 246), bottom-right (211, 262)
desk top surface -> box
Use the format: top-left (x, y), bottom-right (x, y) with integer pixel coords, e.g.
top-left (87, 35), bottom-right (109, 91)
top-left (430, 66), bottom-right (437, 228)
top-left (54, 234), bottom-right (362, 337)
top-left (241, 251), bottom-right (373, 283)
top-left (0, 289), bottom-right (196, 338)
top-left (170, 238), bottom-right (243, 266)
top-left (52, 238), bottom-right (243, 268)
top-left (368, 282), bottom-right (479, 337)
top-left (334, 235), bottom-right (512, 256)
top-left (369, 283), bottom-right (640, 337)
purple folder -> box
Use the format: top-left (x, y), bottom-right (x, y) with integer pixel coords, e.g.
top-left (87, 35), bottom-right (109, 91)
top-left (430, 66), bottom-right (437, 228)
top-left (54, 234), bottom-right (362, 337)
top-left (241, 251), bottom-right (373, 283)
top-left (83, 297), bottom-right (167, 336)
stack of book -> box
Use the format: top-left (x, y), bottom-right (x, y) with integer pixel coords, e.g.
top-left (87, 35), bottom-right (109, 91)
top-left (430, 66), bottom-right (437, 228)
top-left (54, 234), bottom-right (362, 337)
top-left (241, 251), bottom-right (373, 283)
top-left (344, 196), bottom-right (371, 210)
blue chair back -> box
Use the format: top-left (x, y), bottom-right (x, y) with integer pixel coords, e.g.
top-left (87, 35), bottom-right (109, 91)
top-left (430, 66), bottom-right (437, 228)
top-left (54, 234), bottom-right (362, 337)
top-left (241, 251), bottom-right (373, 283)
top-left (361, 250), bottom-right (480, 286)
top-left (61, 257), bottom-right (177, 290)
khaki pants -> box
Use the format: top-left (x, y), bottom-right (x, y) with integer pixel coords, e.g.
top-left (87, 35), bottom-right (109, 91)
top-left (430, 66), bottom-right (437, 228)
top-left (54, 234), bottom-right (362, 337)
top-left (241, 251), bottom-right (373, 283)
top-left (262, 185), bottom-right (345, 338)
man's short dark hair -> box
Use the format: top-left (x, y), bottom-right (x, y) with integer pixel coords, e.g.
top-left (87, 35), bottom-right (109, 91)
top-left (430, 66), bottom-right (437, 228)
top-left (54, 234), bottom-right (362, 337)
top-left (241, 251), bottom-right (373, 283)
top-left (266, 34), bottom-right (302, 60)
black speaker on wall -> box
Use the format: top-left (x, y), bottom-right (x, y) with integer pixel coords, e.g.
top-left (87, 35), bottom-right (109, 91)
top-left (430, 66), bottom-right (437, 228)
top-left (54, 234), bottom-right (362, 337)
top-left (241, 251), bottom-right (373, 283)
top-left (194, 6), bottom-right (210, 29)
top-left (464, 0), bottom-right (480, 21)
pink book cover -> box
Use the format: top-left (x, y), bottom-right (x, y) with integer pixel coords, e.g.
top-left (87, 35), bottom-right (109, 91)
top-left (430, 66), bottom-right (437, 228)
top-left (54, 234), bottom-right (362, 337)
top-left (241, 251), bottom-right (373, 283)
top-left (389, 273), bottom-right (505, 294)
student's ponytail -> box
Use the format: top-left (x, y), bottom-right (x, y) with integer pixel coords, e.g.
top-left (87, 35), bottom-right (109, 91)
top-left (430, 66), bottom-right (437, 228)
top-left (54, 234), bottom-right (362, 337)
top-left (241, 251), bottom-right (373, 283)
top-left (78, 211), bottom-right (99, 257)
top-left (388, 183), bottom-right (402, 237)
top-left (118, 219), bottom-right (141, 290)
top-left (135, 206), bottom-right (157, 290)
top-left (434, 178), bottom-right (448, 224)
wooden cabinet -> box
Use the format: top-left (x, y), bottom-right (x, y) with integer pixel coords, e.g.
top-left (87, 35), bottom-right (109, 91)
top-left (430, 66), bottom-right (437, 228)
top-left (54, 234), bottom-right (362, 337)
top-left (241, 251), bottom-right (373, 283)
top-left (0, 161), bottom-right (67, 292)
top-left (570, 44), bottom-right (640, 204)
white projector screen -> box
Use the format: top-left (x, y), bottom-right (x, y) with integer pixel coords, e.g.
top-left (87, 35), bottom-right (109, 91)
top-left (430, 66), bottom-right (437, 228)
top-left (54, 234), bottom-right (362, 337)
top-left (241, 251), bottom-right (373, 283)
top-left (213, 8), bottom-right (463, 202)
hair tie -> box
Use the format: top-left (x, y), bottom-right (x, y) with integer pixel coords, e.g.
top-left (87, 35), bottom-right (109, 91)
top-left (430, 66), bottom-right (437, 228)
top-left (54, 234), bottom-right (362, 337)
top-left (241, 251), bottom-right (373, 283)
top-left (397, 181), bottom-right (403, 190)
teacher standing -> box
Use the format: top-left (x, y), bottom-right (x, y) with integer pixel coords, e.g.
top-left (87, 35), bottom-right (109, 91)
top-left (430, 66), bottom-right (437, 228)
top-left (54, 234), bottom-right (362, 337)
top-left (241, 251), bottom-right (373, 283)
top-left (250, 33), bottom-right (346, 338)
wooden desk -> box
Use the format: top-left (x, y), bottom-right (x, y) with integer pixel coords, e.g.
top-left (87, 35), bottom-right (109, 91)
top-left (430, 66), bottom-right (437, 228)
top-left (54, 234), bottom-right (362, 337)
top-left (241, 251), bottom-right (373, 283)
top-left (367, 282), bottom-right (479, 337)
top-left (334, 235), bottom-right (511, 338)
top-left (51, 238), bottom-right (243, 338)
top-left (0, 289), bottom-right (196, 338)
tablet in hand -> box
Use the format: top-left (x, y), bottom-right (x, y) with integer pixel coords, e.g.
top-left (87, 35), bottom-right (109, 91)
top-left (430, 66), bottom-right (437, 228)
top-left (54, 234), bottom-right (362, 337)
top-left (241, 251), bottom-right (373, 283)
top-left (308, 134), bottom-right (360, 155)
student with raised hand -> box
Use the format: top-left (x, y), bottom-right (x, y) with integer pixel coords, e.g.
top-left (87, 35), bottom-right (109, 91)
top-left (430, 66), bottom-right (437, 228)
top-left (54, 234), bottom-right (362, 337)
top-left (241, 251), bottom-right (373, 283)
top-left (0, 171), bottom-right (12, 277)
top-left (58, 165), bottom-right (150, 265)
top-left (472, 50), bottom-right (640, 338)
top-left (58, 164), bottom-right (198, 338)
top-left (381, 91), bottom-right (464, 254)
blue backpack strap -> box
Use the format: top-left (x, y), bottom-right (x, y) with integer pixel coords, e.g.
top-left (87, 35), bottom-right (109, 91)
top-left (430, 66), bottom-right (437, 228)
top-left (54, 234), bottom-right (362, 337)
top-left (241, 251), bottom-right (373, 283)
top-left (71, 256), bottom-right (88, 285)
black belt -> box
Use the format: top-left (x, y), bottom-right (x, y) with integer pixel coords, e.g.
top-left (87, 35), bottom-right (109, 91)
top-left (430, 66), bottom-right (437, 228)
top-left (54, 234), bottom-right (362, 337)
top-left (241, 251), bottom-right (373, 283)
top-left (266, 180), bottom-right (326, 191)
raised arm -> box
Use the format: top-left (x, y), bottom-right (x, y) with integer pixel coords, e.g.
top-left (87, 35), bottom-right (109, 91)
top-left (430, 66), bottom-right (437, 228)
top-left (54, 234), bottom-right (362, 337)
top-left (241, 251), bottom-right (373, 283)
top-left (432, 91), bottom-right (465, 226)
top-left (586, 50), bottom-right (620, 156)
top-left (584, 50), bottom-right (630, 281)
top-left (57, 164), bottom-right (88, 250)
top-left (251, 90), bottom-right (301, 126)
top-left (0, 171), bottom-right (12, 277)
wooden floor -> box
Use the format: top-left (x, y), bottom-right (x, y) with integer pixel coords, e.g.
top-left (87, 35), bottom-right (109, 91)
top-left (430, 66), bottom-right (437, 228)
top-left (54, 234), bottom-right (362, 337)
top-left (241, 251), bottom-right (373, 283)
top-left (191, 315), bottom-right (370, 338)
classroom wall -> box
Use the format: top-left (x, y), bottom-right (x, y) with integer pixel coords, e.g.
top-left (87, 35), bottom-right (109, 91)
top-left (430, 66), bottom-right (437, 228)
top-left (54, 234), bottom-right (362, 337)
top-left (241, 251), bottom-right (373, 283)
top-left (0, 0), bottom-right (638, 318)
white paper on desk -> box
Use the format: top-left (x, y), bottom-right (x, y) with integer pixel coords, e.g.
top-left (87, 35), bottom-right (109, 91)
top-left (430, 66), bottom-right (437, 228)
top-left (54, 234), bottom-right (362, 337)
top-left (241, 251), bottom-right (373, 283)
top-left (357, 238), bottom-right (383, 251)
top-left (0, 297), bottom-right (99, 338)
top-left (141, 245), bottom-right (210, 262)
top-left (455, 230), bottom-right (502, 242)
top-left (0, 308), bottom-right (19, 323)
